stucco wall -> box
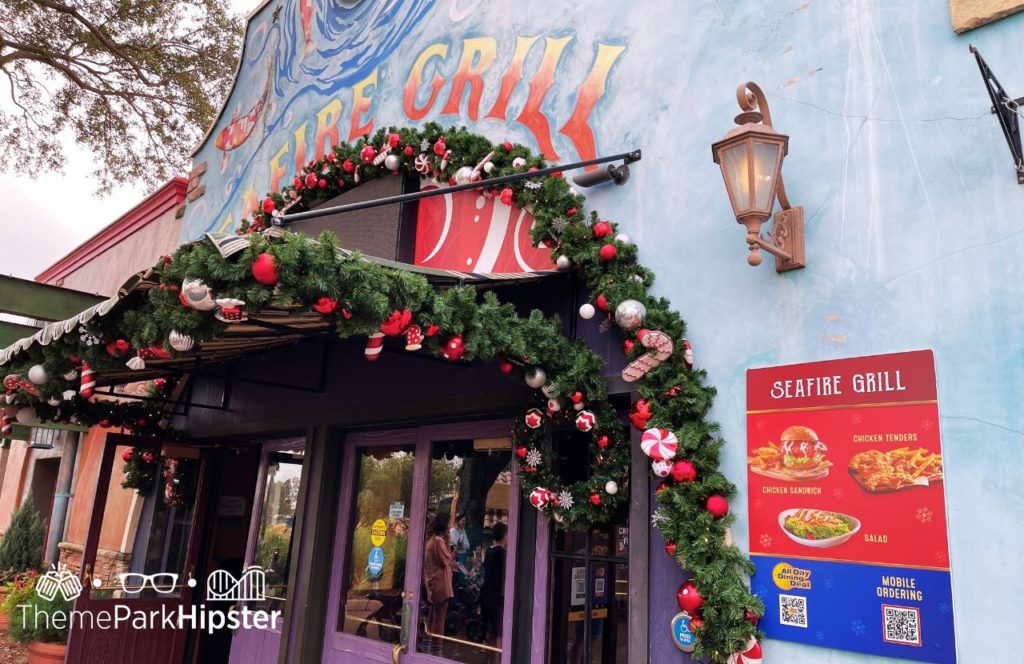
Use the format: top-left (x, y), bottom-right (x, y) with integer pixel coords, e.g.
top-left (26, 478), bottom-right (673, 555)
top-left (182, 1), bottom-right (1024, 661)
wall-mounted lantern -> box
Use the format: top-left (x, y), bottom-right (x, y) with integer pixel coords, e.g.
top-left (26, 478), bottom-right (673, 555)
top-left (712, 82), bottom-right (805, 272)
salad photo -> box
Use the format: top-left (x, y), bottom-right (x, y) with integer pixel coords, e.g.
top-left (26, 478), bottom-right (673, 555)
top-left (778, 508), bottom-right (861, 548)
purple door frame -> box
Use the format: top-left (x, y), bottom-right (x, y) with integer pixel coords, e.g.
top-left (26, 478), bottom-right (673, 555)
top-left (321, 419), bottom-right (522, 664)
top-left (228, 437), bottom-right (306, 664)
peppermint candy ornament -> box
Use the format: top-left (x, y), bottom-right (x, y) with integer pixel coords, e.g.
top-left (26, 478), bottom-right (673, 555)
top-left (641, 428), bottom-right (678, 461)
top-left (529, 487), bottom-right (553, 510)
top-left (575, 410), bottom-right (596, 432)
top-left (728, 638), bottom-right (763, 664)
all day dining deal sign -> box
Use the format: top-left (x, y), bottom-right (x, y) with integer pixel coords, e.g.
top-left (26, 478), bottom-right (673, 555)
top-left (746, 350), bottom-right (955, 663)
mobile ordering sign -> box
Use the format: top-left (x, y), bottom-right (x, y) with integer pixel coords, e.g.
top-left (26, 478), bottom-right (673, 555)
top-left (746, 350), bottom-right (955, 663)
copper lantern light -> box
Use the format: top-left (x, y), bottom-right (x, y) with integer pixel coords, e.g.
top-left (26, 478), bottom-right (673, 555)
top-left (712, 82), bottom-right (805, 272)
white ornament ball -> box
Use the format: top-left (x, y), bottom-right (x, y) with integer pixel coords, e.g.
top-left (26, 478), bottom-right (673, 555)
top-left (555, 255), bottom-right (572, 271)
top-left (525, 368), bottom-right (547, 389)
top-left (384, 154), bottom-right (401, 171)
top-left (541, 382), bottom-right (558, 398)
top-left (605, 480), bottom-right (619, 495)
top-left (168, 331), bottom-right (196, 352)
top-left (579, 303), bottom-right (596, 320)
top-left (483, 161), bottom-right (495, 174)
top-left (454, 166), bottom-right (475, 184)
top-left (512, 157), bottom-right (527, 168)
top-left (652, 459), bottom-right (672, 478)
top-left (547, 398), bottom-right (561, 413)
top-left (28, 364), bottom-right (48, 385)
top-left (574, 402), bottom-right (585, 411)
top-left (15, 407), bottom-right (36, 424)
top-left (614, 299), bottom-right (647, 330)
top-left (615, 233), bottom-right (632, 247)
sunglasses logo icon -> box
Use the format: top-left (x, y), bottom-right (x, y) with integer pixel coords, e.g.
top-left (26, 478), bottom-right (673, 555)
top-left (117, 573), bottom-right (182, 594)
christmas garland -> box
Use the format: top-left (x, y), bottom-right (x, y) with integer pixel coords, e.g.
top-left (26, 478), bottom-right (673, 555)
top-left (0, 123), bottom-right (762, 661)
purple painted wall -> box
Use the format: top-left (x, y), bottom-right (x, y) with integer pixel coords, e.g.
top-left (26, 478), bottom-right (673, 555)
top-left (648, 482), bottom-right (694, 663)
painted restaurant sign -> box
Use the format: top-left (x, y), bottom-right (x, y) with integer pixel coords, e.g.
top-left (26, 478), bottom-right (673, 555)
top-left (746, 350), bottom-right (956, 663)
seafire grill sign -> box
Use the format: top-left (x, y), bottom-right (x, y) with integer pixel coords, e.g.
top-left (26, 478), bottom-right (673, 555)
top-left (746, 350), bottom-right (955, 663)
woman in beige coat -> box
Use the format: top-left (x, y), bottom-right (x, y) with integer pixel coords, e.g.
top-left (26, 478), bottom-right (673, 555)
top-left (423, 513), bottom-right (457, 657)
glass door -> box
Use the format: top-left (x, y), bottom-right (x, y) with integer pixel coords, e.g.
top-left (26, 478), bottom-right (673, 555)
top-left (321, 421), bottom-right (519, 664)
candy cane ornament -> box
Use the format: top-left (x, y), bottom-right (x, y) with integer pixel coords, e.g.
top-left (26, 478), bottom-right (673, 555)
top-left (621, 329), bottom-right (674, 383)
top-left (3, 374), bottom-right (40, 398)
top-left (727, 638), bottom-right (763, 664)
top-left (79, 362), bottom-right (96, 398)
top-left (683, 338), bottom-right (694, 370)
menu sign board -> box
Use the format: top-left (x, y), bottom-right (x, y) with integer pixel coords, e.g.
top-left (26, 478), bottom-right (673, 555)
top-left (746, 350), bottom-right (955, 663)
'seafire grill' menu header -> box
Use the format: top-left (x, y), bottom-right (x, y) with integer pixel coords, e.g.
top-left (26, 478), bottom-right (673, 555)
top-left (747, 350), bottom-right (937, 411)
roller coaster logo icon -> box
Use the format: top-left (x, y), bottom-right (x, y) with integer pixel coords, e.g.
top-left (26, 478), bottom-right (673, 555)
top-left (206, 566), bottom-right (267, 602)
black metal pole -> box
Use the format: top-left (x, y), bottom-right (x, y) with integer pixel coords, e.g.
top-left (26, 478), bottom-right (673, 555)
top-left (278, 149), bottom-right (641, 225)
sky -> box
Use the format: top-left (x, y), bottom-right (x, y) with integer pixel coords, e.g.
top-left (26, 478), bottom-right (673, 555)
top-left (0, 0), bottom-right (260, 282)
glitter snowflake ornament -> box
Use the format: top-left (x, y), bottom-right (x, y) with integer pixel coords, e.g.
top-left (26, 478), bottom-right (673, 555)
top-left (525, 179), bottom-right (542, 190)
top-left (551, 217), bottom-right (570, 233)
top-left (524, 449), bottom-right (543, 468)
top-left (420, 138), bottom-right (431, 152)
top-left (557, 489), bottom-right (574, 510)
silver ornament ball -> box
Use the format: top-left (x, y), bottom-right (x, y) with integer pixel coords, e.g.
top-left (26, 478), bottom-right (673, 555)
top-left (614, 299), bottom-right (647, 330)
top-left (28, 364), bottom-right (48, 385)
top-left (525, 368), bottom-right (548, 389)
top-left (15, 407), bottom-right (36, 424)
top-left (555, 255), bottom-right (572, 270)
top-left (605, 480), bottom-right (619, 495)
top-left (578, 303), bottom-right (596, 320)
top-left (384, 154), bottom-right (401, 171)
top-left (453, 166), bottom-right (475, 184)
top-left (614, 233), bottom-right (632, 247)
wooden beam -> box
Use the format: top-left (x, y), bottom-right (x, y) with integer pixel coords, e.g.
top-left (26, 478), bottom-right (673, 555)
top-left (0, 320), bottom-right (40, 347)
top-left (0, 275), bottom-right (104, 321)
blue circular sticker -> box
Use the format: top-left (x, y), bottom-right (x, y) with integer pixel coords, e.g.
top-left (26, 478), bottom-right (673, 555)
top-left (671, 612), bottom-right (697, 652)
top-left (368, 546), bottom-right (385, 577)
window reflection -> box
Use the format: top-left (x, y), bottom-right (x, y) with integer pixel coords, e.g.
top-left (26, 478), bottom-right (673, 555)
top-left (251, 449), bottom-right (304, 613)
top-left (340, 446), bottom-right (415, 644)
top-left (418, 438), bottom-right (513, 663)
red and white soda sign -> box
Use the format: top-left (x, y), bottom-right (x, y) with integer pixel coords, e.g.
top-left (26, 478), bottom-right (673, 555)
top-left (413, 182), bottom-right (555, 273)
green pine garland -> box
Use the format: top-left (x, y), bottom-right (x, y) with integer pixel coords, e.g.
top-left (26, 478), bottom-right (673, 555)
top-left (0, 123), bottom-right (762, 661)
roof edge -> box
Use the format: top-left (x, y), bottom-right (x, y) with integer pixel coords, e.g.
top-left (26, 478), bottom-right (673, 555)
top-left (35, 178), bottom-right (188, 285)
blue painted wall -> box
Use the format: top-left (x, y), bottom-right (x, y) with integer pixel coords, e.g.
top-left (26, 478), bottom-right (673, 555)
top-left (184, 1), bottom-right (1024, 661)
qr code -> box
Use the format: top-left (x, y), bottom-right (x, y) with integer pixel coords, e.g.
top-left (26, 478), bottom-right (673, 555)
top-left (779, 594), bottom-right (807, 628)
top-left (882, 605), bottom-right (921, 646)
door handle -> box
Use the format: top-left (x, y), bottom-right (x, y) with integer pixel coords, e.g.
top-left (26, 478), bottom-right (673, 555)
top-left (392, 591), bottom-right (414, 664)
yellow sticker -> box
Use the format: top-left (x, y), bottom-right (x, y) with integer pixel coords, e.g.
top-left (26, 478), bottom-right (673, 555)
top-left (370, 518), bottom-right (387, 546)
top-left (772, 562), bottom-right (812, 590)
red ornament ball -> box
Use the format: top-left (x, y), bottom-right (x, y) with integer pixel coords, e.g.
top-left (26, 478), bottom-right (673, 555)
top-left (261, 197), bottom-right (276, 213)
top-left (318, 178), bottom-right (327, 188)
top-left (343, 159), bottom-right (355, 173)
top-left (98, 418), bottom-right (111, 428)
top-left (360, 145), bottom-right (377, 163)
top-left (745, 609), bottom-right (760, 626)
top-left (571, 390), bottom-right (584, 404)
top-left (705, 494), bottom-right (729, 519)
top-left (161, 255), bottom-right (172, 265)
top-left (689, 617), bottom-right (705, 630)
top-left (622, 339), bottom-right (635, 354)
top-left (499, 360), bottom-right (514, 374)
top-left (599, 244), bottom-right (618, 261)
top-left (433, 138), bottom-right (447, 156)
top-left (665, 541), bottom-right (677, 557)
top-left (154, 378), bottom-right (167, 391)
top-left (252, 253), bottom-right (279, 285)
top-left (515, 446), bottom-right (528, 459)
top-left (121, 448), bottom-right (134, 462)
top-left (589, 493), bottom-right (601, 506)
top-left (404, 146), bottom-right (414, 156)
top-left (567, 207), bottom-right (578, 216)
top-left (677, 581), bottom-right (704, 614)
top-left (305, 172), bottom-right (318, 188)
top-left (596, 435), bottom-right (609, 449)
top-left (592, 221), bottom-right (612, 238)
top-left (499, 188), bottom-right (514, 206)
top-left (116, 339), bottom-right (131, 353)
top-left (502, 141), bottom-right (513, 152)
top-left (136, 418), bottom-right (148, 427)
top-left (388, 133), bottom-right (401, 148)
top-left (670, 460), bottom-right (697, 483)
top-left (293, 176), bottom-right (303, 188)
top-left (595, 294), bottom-right (609, 312)
top-left (142, 451), bottom-right (156, 464)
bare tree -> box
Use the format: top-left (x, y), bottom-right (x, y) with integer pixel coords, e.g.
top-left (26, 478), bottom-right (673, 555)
top-left (0, 0), bottom-right (242, 193)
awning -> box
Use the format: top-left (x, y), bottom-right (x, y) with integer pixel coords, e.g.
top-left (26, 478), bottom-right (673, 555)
top-left (0, 233), bottom-right (559, 386)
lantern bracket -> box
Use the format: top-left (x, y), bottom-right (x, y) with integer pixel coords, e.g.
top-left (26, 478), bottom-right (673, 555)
top-left (734, 82), bottom-right (806, 272)
top-left (969, 45), bottom-right (1024, 184)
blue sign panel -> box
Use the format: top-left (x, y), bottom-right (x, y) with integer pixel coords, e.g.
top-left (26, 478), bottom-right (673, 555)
top-left (670, 612), bottom-right (696, 652)
top-left (368, 546), bottom-right (385, 576)
top-left (753, 555), bottom-right (955, 663)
